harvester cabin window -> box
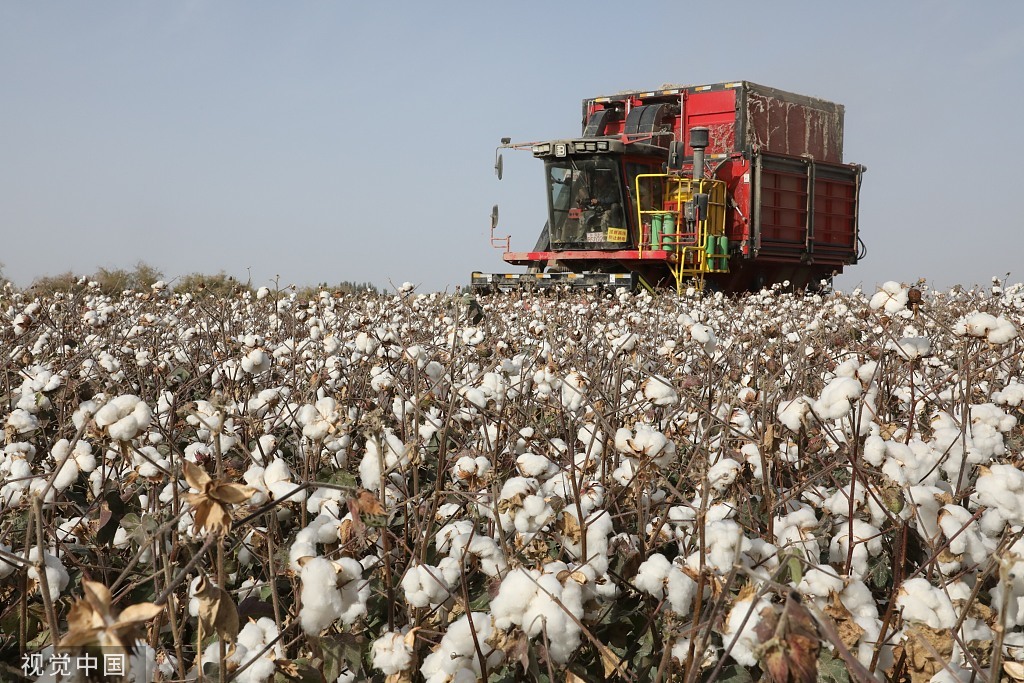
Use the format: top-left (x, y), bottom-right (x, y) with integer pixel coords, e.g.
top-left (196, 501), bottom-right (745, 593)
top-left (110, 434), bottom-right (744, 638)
top-left (545, 158), bottom-right (624, 249)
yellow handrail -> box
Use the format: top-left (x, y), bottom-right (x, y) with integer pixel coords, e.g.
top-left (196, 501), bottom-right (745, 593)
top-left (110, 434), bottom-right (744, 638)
top-left (634, 173), bottom-right (729, 293)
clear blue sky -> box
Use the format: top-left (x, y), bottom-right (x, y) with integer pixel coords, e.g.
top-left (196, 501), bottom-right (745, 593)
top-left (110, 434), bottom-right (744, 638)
top-left (2, 1), bottom-right (1023, 293)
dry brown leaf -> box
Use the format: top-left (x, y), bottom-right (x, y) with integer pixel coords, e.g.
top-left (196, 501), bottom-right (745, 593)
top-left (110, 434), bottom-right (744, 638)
top-left (762, 424), bottom-right (776, 452)
top-left (600, 646), bottom-right (628, 678)
top-left (60, 579), bottom-right (163, 650)
top-left (822, 592), bottom-right (865, 650)
top-left (899, 623), bottom-right (954, 683)
top-left (194, 574), bottom-right (240, 643)
top-left (183, 459), bottom-right (255, 535)
top-left (755, 591), bottom-right (820, 683)
top-left (1005, 662), bottom-right (1024, 682)
top-left (558, 511), bottom-right (583, 545)
top-left (355, 489), bottom-right (386, 515)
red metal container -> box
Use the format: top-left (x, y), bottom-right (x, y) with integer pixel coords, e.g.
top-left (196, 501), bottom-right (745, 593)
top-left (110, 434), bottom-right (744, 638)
top-left (583, 82), bottom-right (864, 287)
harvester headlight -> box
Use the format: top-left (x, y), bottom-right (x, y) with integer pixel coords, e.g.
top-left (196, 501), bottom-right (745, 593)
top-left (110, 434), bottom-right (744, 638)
top-left (596, 140), bottom-right (609, 151)
top-left (554, 143), bottom-right (567, 157)
top-left (532, 143), bottom-right (551, 156)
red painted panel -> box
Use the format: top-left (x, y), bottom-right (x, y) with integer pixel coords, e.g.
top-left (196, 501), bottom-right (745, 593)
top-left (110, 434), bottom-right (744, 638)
top-left (682, 90), bottom-right (738, 155)
top-left (813, 179), bottom-right (857, 247)
top-left (760, 170), bottom-right (808, 245)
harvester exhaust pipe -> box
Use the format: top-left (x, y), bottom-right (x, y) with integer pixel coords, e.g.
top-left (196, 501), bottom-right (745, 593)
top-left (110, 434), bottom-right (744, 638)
top-left (689, 126), bottom-right (709, 180)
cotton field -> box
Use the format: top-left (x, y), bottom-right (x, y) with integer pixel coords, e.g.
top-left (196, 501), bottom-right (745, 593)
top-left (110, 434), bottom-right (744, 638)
top-left (4, 277), bottom-right (1024, 682)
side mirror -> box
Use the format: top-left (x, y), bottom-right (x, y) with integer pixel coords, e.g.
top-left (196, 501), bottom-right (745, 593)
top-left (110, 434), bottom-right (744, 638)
top-left (491, 205), bottom-right (499, 230)
top-left (495, 154), bottom-right (503, 180)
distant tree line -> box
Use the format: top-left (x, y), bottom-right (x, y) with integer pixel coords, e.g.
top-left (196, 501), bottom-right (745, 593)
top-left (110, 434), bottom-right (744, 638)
top-left (10, 262), bottom-right (381, 298)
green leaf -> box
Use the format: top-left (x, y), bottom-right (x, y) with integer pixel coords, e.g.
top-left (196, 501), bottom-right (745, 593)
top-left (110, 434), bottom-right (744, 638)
top-left (867, 552), bottom-right (892, 590)
top-left (788, 555), bottom-right (804, 586)
top-left (274, 658), bottom-right (328, 683)
top-left (817, 648), bottom-right (850, 683)
top-left (319, 469), bottom-right (358, 488)
top-left (321, 633), bottom-right (365, 682)
top-left (708, 663), bottom-right (754, 683)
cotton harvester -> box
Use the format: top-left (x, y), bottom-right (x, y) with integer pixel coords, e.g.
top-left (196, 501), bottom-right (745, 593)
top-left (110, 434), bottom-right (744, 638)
top-left (472, 81), bottom-right (865, 294)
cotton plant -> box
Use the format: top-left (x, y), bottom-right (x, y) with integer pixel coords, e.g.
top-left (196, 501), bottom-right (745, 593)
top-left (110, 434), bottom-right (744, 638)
top-left (358, 428), bottom-right (413, 491)
top-left (243, 457), bottom-right (305, 506)
top-left (869, 281), bottom-right (910, 313)
top-left (490, 563), bottom-right (585, 664)
top-left (720, 586), bottom-right (773, 667)
top-left (371, 629), bottom-right (415, 676)
top-left (953, 311), bottom-right (1018, 344)
top-left (298, 556), bottom-right (369, 634)
top-left (420, 612), bottom-right (504, 682)
top-left (633, 553), bottom-right (698, 614)
top-left (401, 560), bottom-right (460, 608)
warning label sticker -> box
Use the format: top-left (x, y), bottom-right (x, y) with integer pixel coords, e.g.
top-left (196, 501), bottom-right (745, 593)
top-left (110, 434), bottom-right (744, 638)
top-left (606, 227), bottom-right (627, 243)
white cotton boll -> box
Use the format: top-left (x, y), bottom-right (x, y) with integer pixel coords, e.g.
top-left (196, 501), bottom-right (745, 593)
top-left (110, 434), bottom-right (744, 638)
top-left (6, 408), bottom-right (39, 435)
top-left (689, 323), bottom-right (717, 354)
top-left (693, 519), bottom-right (748, 573)
top-left (723, 592), bottom-right (772, 667)
top-left (371, 631), bottom-right (414, 675)
top-left (896, 577), bottom-right (957, 629)
top-left (297, 397), bottom-right (339, 440)
top-left (52, 456), bottom-right (79, 491)
top-left (0, 544), bottom-right (17, 579)
top-left (264, 458), bottom-right (291, 486)
top-left (358, 448), bottom-right (383, 491)
top-left (402, 562), bottom-right (453, 608)
top-left (666, 566), bottom-right (697, 613)
top-left (289, 525), bottom-right (322, 570)
top-left (560, 371), bottom-right (588, 411)
top-left (862, 434), bottom-right (886, 467)
top-left (463, 536), bottom-right (507, 577)
top-left (973, 464), bottom-right (1024, 531)
top-left (94, 394), bottom-right (152, 441)
top-left (256, 286), bottom-right (271, 299)
top-left (797, 565), bottom-right (845, 604)
top-left (520, 572), bottom-right (583, 663)
top-left (492, 567), bottom-right (540, 629)
top-left (954, 312), bottom-right (1018, 344)
top-left (514, 494), bottom-right (554, 535)
top-left (774, 504), bottom-right (821, 561)
top-left (560, 508), bottom-right (613, 572)
top-left (618, 424), bottom-right (676, 467)
top-left (420, 612), bottom-right (502, 682)
top-left (937, 505), bottom-right (992, 567)
top-left (608, 332), bottom-right (638, 359)
top-left (777, 396), bottom-right (811, 431)
top-left (740, 443), bottom-right (764, 480)
top-left (829, 519), bottom-right (883, 579)
top-left (27, 548), bottom-right (69, 602)
top-left (633, 554), bottom-right (672, 599)
top-left (885, 336), bottom-right (931, 360)
top-left (643, 375), bottom-right (678, 406)
top-left (241, 348), bottom-right (272, 374)
top-left (516, 452), bottom-right (558, 479)
top-left (299, 557), bottom-right (344, 634)
top-left (707, 458), bottom-right (741, 492)
top-left (611, 457), bottom-right (640, 486)
top-left (72, 441), bottom-right (96, 473)
top-left (813, 376), bottom-right (861, 420)
top-left (869, 281), bottom-right (909, 312)
top-left (992, 539), bottom-right (1024, 627)
top-left (993, 381), bottom-right (1024, 407)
